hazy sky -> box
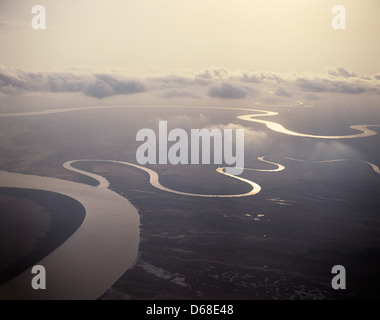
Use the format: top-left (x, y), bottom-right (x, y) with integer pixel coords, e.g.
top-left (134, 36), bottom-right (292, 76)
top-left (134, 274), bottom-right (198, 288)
top-left (1, 0), bottom-right (379, 74)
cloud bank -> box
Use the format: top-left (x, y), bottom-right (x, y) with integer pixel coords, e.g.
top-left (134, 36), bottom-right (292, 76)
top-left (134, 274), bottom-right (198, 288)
top-left (0, 66), bottom-right (146, 98)
top-left (1, 65), bottom-right (379, 100)
top-left (208, 83), bottom-right (251, 99)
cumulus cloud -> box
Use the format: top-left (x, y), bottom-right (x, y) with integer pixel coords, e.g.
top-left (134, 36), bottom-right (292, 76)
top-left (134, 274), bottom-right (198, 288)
top-left (159, 88), bottom-right (199, 99)
top-left (274, 87), bottom-right (291, 97)
top-left (240, 73), bottom-right (262, 83)
top-left (238, 68), bottom-right (380, 96)
top-left (208, 83), bottom-right (253, 99)
top-left (328, 67), bottom-right (357, 78)
top-left (149, 74), bottom-right (209, 94)
top-left (1, 65), bottom-right (379, 101)
top-left (150, 75), bottom-right (197, 88)
top-left (293, 67), bottom-right (380, 95)
top-left (296, 77), bottom-right (372, 95)
top-left (83, 74), bottom-right (146, 98)
top-left (197, 68), bottom-right (229, 80)
top-left (0, 65), bottom-right (146, 99)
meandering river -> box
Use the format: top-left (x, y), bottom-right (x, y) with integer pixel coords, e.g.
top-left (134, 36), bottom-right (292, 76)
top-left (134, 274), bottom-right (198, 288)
top-left (0, 105), bottom-right (379, 299)
top-left (0, 168), bottom-right (139, 299)
top-left (2, 105), bottom-right (379, 139)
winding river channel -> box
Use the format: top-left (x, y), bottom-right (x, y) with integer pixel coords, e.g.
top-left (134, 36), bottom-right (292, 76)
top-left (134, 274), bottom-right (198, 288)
top-left (0, 167), bottom-right (139, 299)
top-left (0, 105), bottom-right (379, 299)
